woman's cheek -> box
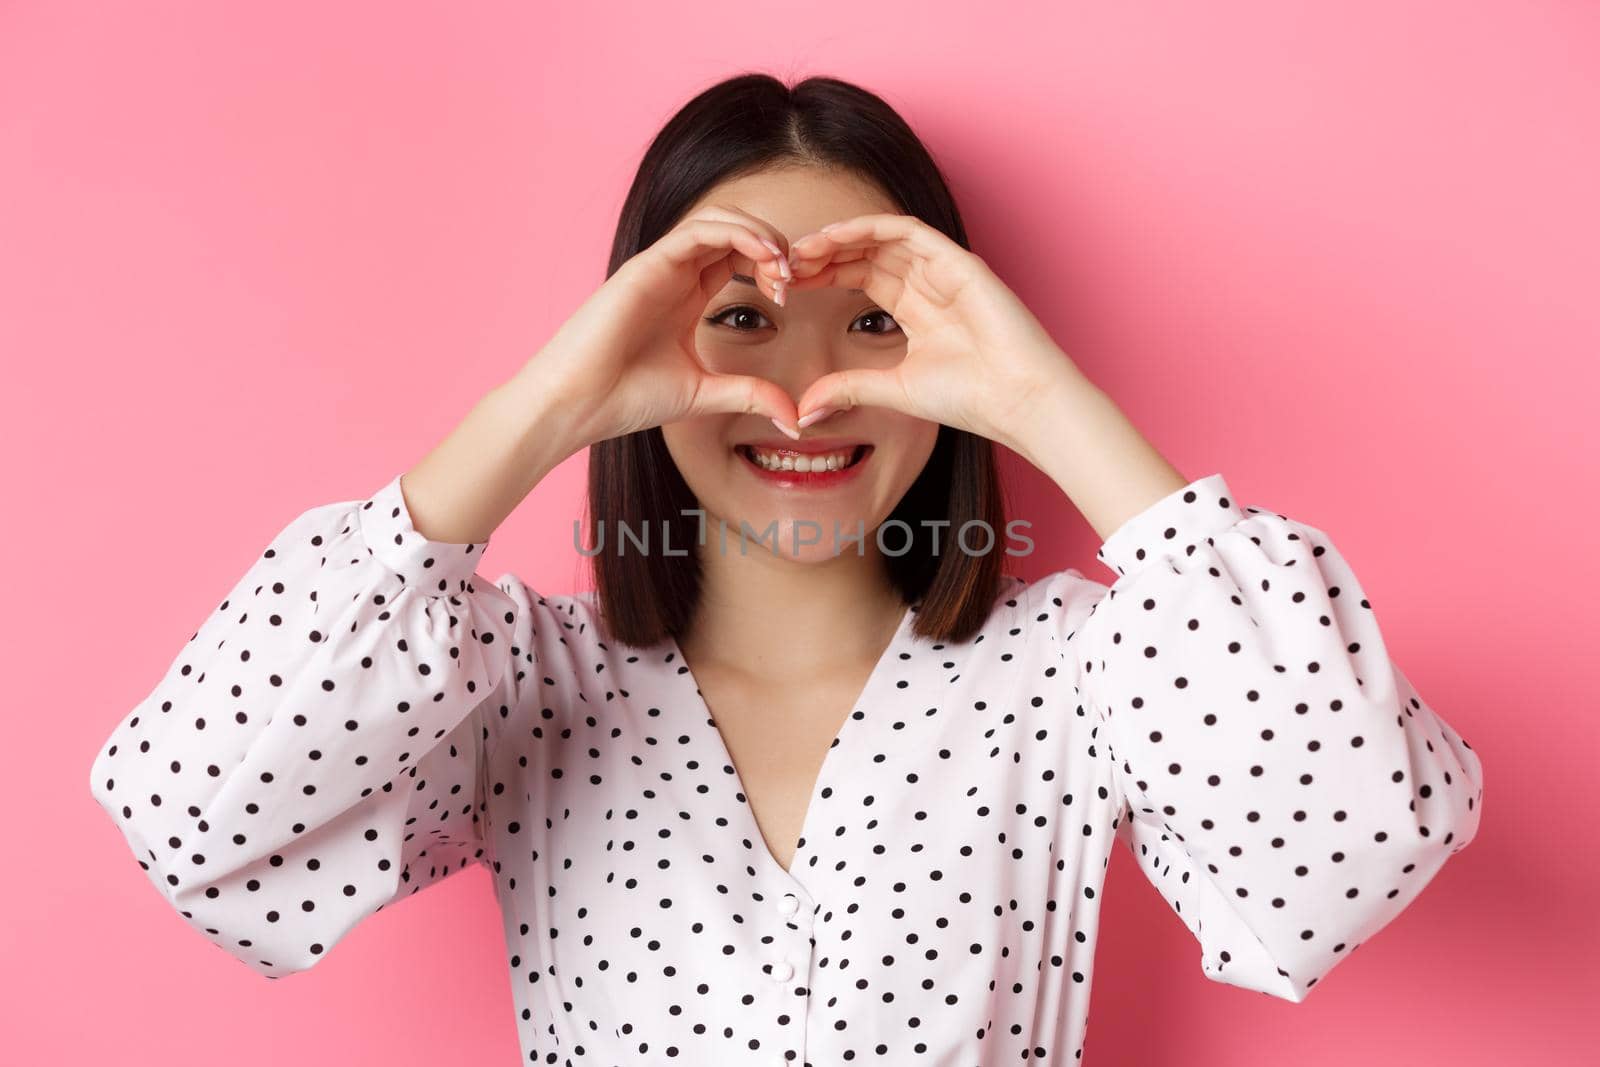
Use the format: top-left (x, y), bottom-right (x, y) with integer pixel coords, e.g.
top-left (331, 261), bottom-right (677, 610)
top-left (692, 329), bottom-right (764, 375)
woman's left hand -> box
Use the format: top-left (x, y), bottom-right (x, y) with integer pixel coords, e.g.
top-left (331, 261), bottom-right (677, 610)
top-left (784, 212), bottom-right (1084, 450)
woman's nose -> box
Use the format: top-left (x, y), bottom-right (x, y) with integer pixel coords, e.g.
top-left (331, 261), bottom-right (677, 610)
top-left (766, 335), bottom-right (849, 400)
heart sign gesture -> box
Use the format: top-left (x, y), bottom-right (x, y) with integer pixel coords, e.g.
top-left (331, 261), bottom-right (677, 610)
top-left (783, 213), bottom-right (1084, 455)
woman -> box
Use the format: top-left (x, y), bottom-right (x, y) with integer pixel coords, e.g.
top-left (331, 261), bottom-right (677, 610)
top-left (88, 73), bottom-right (1484, 1063)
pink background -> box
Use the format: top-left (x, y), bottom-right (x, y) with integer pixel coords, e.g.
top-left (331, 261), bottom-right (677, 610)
top-left (5, 1), bottom-right (1593, 1063)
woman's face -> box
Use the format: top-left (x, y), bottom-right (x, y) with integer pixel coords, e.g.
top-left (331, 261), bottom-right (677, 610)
top-left (660, 165), bottom-right (939, 564)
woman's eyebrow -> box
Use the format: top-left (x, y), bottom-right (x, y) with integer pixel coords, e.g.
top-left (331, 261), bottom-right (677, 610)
top-left (731, 271), bottom-right (863, 295)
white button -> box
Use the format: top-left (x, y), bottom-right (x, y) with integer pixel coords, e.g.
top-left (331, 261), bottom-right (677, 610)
top-left (769, 960), bottom-right (794, 982)
top-left (776, 894), bottom-right (799, 917)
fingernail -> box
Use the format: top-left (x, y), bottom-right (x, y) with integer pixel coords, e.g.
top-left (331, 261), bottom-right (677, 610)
top-left (771, 417), bottom-right (801, 440)
top-left (820, 221), bottom-right (842, 232)
top-left (777, 254), bottom-right (792, 280)
top-left (760, 238), bottom-right (783, 258)
top-left (796, 406), bottom-right (836, 429)
top-left (773, 281), bottom-right (786, 307)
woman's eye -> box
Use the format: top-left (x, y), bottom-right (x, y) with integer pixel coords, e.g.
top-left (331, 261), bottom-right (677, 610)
top-left (851, 309), bottom-right (902, 335)
top-left (705, 305), bottom-right (773, 331)
top-left (703, 305), bottom-right (901, 335)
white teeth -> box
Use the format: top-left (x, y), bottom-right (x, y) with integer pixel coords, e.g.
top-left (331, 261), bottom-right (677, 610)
top-left (744, 446), bottom-right (859, 472)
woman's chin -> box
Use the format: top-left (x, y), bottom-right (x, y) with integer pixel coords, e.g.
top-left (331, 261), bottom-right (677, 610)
top-left (707, 511), bottom-right (879, 564)
top-left (773, 541), bottom-right (868, 566)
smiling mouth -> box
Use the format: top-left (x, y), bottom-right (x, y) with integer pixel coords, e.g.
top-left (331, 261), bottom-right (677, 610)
top-left (734, 442), bottom-right (874, 487)
top-left (738, 443), bottom-right (869, 472)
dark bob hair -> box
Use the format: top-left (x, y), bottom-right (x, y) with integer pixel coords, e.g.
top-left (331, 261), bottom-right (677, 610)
top-left (589, 73), bottom-right (1009, 648)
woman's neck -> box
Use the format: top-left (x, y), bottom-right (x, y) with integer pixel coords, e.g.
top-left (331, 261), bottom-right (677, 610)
top-left (677, 540), bottom-right (908, 685)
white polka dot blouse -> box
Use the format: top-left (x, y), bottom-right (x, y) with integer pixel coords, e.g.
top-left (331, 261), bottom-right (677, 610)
top-left (89, 469), bottom-right (1484, 1064)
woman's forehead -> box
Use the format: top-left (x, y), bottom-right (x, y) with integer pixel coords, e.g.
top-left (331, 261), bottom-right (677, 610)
top-left (689, 166), bottom-right (898, 237)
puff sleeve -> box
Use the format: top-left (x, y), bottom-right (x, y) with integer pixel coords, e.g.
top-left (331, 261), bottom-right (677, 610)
top-left (1075, 472), bottom-right (1484, 1001)
top-left (88, 471), bottom-right (522, 978)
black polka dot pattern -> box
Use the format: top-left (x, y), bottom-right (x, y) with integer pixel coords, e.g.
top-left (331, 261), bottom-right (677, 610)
top-left (1074, 473), bottom-right (1485, 1006)
top-left (89, 470), bottom-right (1485, 1063)
top-left (87, 477), bottom-right (516, 978)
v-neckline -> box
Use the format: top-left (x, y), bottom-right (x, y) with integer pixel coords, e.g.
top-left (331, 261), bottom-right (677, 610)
top-left (662, 598), bottom-right (919, 889)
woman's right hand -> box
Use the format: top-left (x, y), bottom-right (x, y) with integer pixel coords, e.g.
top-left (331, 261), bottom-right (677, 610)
top-left (515, 206), bottom-right (802, 452)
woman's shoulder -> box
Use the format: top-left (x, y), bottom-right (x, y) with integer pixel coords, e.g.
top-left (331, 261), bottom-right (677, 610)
top-left (489, 572), bottom-right (600, 614)
top-left (479, 575), bottom-right (687, 724)
top-left (473, 575), bottom-right (610, 691)
top-left (898, 567), bottom-right (1104, 657)
top-left (1000, 566), bottom-right (1104, 614)
top-left (980, 566), bottom-right (1109, 648)
top-left (486, 574), bottom-right (675, 673)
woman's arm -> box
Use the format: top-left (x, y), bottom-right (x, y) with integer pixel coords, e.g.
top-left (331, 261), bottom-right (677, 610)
top-left (88, 207), bottom-right (806, 977)
top-left (398, 372), bottom-right (588, 547)
top-left (992, 368), bottom-right (1194, 544)
top-left (1024, 475), bottom-right (1485, 1000)
top-left (86, 469), bottom-right (530, 977)
top-left (88, 329), bottom-right (631, 977)
top-left (787, 212), bottom-right (1486, 999)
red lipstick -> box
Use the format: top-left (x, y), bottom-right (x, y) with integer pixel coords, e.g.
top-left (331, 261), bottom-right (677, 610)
top-left (734, 437), bottom-right (873, 490)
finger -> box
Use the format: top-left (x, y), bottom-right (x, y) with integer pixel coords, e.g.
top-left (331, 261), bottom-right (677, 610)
top-left (720, 208), bottom-right (795, 283)
top-left (787, 244), bottom-right (917, 287)
top-left (657, 218), bottom-right (777, 276)
top-left (686, 233), bottom-right (789, 301)
top-left (788, 257), bottom-right (907, 318)
top-left (693, 205), bottom-right (794, 270)
top-left (685, 205), bottom-right (794, 288)
top-left (688, 371), bottom-right (802, 439)
top-left (788, 213), bottom-right (956, 270)
top-left (694, 253), bottom-right (773, 311)
top-left (796, 366), bottom-right (911, 424)
top-left (655, 219), bottom-right (790, 298)
top-left (785, 246), bottom-right (914, 293)
top-left (787, 239), bottom-right (869, 281)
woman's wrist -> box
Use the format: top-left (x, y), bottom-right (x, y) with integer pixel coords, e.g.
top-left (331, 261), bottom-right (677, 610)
top-left (400, 371), bottom-right (588, 546)
top-left (1002, 366), bottom-right (1190, 542)
top-left (994, 357), bottom-right (1099, 468)
top-left (489, 366), bottom-right (595, 486)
